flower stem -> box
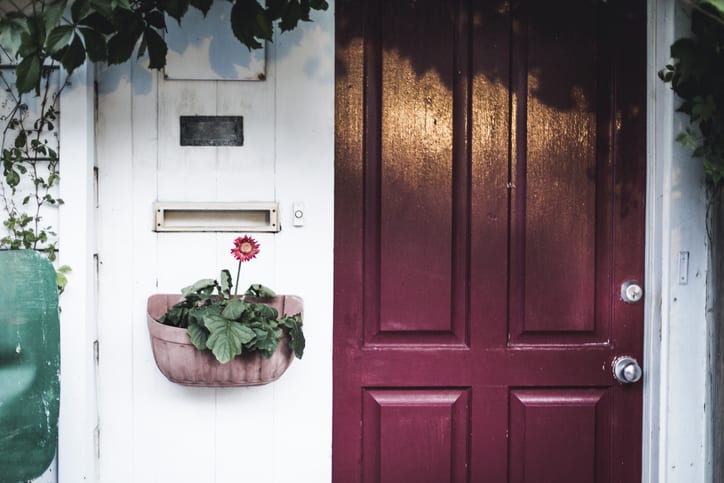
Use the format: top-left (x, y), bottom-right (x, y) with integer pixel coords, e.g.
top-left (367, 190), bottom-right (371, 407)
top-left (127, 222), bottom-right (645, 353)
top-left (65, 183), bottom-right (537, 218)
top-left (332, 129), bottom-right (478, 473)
top-left (234, 260), bottom-right (241, 297)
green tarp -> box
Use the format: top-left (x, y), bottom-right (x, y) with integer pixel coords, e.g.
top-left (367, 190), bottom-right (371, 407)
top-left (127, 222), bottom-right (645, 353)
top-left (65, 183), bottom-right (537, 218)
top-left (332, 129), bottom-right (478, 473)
top-left (0, 250), bottom-right (60, 482)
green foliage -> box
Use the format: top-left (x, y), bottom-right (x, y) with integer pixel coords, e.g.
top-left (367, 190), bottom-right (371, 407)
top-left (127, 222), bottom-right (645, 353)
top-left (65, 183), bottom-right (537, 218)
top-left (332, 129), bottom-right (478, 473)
top-left (0, 67), bottom-right (64, 268)
top-left (659, 2), bottom-right (724, 188)
top-left (0, 0), bottom-right (329, 95)
top-left (158, 272), bottom-right (305, 363)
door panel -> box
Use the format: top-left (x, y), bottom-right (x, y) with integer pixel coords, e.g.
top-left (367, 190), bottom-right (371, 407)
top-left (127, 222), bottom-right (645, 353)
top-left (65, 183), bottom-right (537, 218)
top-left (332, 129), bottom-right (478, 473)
top-left (334, 0), bottom-right (646, 481)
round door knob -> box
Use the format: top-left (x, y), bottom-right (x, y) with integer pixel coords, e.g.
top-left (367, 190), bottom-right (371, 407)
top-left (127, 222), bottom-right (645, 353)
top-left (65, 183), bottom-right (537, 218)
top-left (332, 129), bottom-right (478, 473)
top-left (621, 281), bottom-right (643, 304)
top-left (613, 356), bottom-right (642, 384)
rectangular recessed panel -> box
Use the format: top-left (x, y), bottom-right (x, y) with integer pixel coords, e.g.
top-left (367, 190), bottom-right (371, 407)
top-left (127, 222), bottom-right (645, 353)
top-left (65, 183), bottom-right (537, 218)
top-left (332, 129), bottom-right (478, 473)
top-left (363, 389), bottom-right (469, 483)
top-left (180, 116), bottom-right (243, 146)
top-left (510, 0), bottom-right (612, 342)
top-left (365, 0), bottom-right (468, 340)
top-left (509, 388), bottom-right (610, 483)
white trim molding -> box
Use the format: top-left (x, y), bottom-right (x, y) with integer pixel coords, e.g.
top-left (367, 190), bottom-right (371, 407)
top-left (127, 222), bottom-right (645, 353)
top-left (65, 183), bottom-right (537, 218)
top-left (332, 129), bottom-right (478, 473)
top-left (645, 0), bottom-right (712, 481)
top-left (57, 61), bottom-right (98, 482)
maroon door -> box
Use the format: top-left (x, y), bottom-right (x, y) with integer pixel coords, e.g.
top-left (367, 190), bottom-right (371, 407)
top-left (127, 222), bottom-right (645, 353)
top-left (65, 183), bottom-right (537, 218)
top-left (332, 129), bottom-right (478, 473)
top-left (334, 1), bottom-right (646, 482)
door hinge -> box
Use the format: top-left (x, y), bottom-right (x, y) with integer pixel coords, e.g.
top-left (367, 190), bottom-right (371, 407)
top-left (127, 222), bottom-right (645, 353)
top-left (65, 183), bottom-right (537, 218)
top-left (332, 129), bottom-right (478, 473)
top-left (93, 339), bottom-right (99, 366)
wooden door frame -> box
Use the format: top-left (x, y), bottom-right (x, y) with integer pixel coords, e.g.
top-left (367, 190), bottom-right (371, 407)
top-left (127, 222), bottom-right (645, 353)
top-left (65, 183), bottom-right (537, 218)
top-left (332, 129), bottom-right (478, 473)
top-left (643, 0), bottom-right (712, 481)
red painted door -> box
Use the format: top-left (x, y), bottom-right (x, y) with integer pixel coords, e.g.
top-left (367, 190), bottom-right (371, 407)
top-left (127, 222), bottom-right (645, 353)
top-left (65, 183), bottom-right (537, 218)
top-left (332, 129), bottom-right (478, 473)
top-left (334, 1), bottom-right (646, 482)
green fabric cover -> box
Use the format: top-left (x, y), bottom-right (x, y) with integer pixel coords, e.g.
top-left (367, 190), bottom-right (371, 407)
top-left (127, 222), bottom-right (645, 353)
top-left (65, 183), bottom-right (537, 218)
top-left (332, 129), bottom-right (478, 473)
top-left (0, 250), bottom-right (60, 482)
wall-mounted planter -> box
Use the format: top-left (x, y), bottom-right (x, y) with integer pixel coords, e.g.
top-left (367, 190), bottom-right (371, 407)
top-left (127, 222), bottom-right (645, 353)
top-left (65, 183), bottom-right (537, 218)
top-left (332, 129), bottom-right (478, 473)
top-left (146, 294), bottom-right (302, 387)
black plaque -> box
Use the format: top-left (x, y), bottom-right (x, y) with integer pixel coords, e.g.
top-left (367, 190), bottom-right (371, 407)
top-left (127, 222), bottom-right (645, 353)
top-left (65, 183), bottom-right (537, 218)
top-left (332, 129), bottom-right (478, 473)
top-left (180, 116), bottom-right (244, 146)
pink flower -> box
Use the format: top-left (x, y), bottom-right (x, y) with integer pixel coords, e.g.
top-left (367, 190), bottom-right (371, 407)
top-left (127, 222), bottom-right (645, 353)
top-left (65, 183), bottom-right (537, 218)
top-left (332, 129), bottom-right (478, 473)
top-left (231, 235), bottom-right (260, 263)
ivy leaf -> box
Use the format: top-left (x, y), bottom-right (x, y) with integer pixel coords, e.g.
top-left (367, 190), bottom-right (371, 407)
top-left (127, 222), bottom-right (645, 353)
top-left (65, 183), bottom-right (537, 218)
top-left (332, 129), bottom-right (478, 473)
top-left (79, 12), bottom-right (115, 34)
top-left (106, 15), bottom-right (143, 65)
top-left (43, 0), bottom-right (68, 33)
top-left (60, 34), bottom-right (87, 74)
top-left (46, 25), bottom-right (74, 56)
top-left (160, 0), bottom-right (191, 24)
top-left (0, 13), bottom-right (30, 57)
top-left (204, 315), bottom-right (255, 363)
top-left (15, 55), bottom-right (41, 94)
top-left (231, 0), bottom-right (264, 49)
top-left (71, 0), bottom-right (92, 23)
top-left (279, 0), bottom-right (303, 32)
top-left (190, 0), bottom-right (213, 16)
top-left (79, 27), bottom-right (108, 62)
top-left (143, 27), bottom-right (167, 69)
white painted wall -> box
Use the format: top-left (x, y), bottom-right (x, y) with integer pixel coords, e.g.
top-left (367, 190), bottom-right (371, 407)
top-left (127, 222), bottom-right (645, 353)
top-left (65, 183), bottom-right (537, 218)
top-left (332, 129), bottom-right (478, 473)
top-left (94, 6), bottom-right (333, 483)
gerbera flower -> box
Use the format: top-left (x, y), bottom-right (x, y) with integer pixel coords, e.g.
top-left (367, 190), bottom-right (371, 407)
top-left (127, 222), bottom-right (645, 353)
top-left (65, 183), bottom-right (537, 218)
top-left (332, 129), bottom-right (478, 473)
top-left (231, 235), bottom-right (260, 262)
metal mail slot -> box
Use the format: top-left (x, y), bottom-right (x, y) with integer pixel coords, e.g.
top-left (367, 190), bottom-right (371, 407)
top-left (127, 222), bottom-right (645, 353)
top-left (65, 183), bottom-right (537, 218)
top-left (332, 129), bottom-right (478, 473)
top-left (153, 202), bottom-right (280, 233)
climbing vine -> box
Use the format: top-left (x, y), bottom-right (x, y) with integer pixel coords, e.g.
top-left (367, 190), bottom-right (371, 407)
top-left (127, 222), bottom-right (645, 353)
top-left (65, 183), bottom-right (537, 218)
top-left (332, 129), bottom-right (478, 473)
top-left (659, 0), bottom-right (724, 189)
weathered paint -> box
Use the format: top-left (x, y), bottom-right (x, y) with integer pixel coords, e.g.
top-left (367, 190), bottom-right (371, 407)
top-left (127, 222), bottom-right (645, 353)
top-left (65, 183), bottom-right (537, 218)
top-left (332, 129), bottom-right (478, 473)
top-left (0, 250), bottom-right (60, 482)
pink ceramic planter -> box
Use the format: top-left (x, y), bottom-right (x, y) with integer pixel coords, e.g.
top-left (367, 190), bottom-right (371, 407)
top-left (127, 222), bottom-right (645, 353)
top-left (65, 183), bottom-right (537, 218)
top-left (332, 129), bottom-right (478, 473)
top-left (146, 293), bottom-right (303, 387)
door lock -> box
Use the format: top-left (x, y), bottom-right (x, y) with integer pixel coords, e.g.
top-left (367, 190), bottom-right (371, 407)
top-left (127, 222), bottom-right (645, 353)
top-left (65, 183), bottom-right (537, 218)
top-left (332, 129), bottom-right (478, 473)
top-left (620, 281), bottom-right (643, 304)
top-left (613, 356), bottom-right (642, 384)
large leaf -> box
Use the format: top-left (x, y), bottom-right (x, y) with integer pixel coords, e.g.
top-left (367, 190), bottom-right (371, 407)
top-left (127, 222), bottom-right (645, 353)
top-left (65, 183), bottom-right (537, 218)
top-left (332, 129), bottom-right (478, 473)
top-left (60, 34), bottom-right (86, 73)
top-left (187, 321), bottom-right (209, 350)
top-left (43, 0), bottom-right (68, 33)
top-left (231, 0), bottom-right (264, 49)
top-left (15, 55), bottom-right (41, 94)
top-left (71, 0), bottom-right (92, 23)
top-left (204, 315), bottom-right (255, 363)
top-left (221, 299), bottom-right (246, 320)
top-left (143, 27), bottom-right (167, 69)
top-left (79, 27), bottom-right (107, 62)
top-left (0, 13), bottom-right (30, 57)
top-left (45, 25), bottom-right (74, 56)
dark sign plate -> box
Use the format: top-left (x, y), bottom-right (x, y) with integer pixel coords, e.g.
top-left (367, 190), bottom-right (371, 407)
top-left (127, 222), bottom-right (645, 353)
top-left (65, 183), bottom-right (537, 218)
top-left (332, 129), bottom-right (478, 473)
top-left (180, 116), bottom-right (244, 146)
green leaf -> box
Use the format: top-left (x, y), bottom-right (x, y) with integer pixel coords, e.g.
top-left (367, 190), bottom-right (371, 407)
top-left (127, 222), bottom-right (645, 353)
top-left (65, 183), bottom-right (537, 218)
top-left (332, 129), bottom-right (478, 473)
top-left (280, 314), bottom-right (305, 359)
top-left (79, 12), bottom-right (115, 34)
top-left (143, 27), bottom-right (167, 69)
top-left (71, 0), bottom-right (92, 23)
top-left (106, 17), bottom-right (143, 65)
top-left (220, 269), bottom-right (232, 297)
top-left (244, 283), bottom-right (276, 298)
top-left (181, 278), bottom-right (216, 297)
top-left (231, 0), bottom-right (264, 49)
top-left (221, 299), bottom-right (246, 320)
top-left (60, 34), bottom-right (87, 73)
top-left (187, 321), bottom-right (209, 350)
top-left (15, 55), bottom-right (41, 94)
top-left (0, 14), bottom-right (30, 57)
top-left (190, 0), bottom-right (213, 16)
top-left (43, 0), bottom-right (69, 33)
top-left (701, 0), bottom-right (724, 14)
top-left (204, 315), bottom-right (255, 363)
top-left (46, 25), bottom-right (74, 55)
top-left (160, 0), bottom-right (191, 23)
top-left (79, 27), bottom-right (107, 62)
